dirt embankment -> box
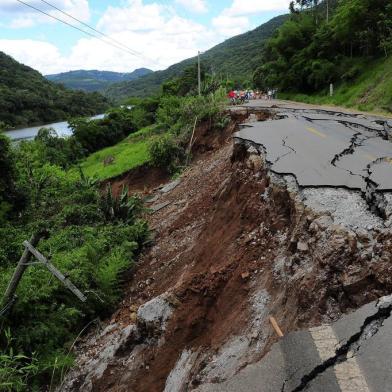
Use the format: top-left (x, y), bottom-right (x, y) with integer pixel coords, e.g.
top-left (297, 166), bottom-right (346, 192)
top-left (61, 108), bottom-right (392, 392)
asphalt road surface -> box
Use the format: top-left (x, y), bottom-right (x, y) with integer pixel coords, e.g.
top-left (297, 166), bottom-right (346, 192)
top-left (211, 100), bottom-right (392, 391)
top-left (234, 100), bottom-right (392, 191)
top-left (198, 296), bottom-right (392, 392)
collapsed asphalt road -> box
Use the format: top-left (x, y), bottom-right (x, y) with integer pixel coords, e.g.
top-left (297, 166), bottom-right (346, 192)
top-left (60, 103), bottom-right (392, 392)
top-left (197, 295), bottom-right (392, 392)
top-left (235, 101), bottom-right (392, 221)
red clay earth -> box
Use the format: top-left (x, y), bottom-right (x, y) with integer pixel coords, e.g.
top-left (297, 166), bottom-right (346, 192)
top-left (63, 109), bottom-right (392, 392)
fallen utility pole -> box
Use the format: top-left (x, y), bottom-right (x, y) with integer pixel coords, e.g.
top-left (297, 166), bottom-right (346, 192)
top-left (2, 237), bottom-right (87, 313)
top-left (23, 241), bottom-right (87, 302)
top-left (2, 233), bottom-right (41, 307)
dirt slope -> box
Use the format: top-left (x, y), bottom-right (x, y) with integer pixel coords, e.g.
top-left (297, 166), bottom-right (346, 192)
top-left (60, 108), bottom-right (392, 392)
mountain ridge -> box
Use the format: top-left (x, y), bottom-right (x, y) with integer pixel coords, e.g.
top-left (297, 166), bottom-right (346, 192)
top-left (46, 68), bottom-right (153, 92)
top-left (105, 14), bottom-right (288, 101)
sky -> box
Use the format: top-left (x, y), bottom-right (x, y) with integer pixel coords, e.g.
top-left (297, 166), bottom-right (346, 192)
top-left (0, 0), bottom-right (292, 75)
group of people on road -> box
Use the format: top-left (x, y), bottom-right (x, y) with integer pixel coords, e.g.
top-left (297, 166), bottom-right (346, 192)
top-left (228, 88), bottom-right (278, 105)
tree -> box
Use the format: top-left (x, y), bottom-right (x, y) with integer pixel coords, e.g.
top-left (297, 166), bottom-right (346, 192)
top-left (0, 132), bottom-right (17, 222)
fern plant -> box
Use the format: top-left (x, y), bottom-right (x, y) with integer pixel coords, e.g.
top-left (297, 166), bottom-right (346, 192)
top-left (0, 329), bottom-right (38, 392)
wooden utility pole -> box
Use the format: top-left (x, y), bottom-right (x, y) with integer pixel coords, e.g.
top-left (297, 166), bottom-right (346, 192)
top-left (2, 233), bottom-right (41, 307)
top-left (326, 0), bottom-right (329, 23)
top-left (198, 50), bottom-right (202, 96)
top-left (2, 236), bottom-right (87, 314)
top-left (23, 241), bottom-right (87, 302)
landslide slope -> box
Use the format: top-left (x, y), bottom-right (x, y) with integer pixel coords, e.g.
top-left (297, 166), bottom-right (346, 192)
top-left (61, 107), bottom-right (392, 392)
top-left (104, 15), bottom-right (288, 101)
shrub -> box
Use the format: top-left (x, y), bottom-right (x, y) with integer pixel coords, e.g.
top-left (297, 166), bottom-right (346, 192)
top-left (149, 134), bottom-right (185, 173)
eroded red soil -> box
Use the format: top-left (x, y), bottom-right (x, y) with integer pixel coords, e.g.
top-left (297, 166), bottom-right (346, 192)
top-left (63, 109), bottom-right (392, 392)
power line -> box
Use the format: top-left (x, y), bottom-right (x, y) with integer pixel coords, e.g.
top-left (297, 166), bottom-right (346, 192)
top-left (39, 0), bottom-right (146, 59)
top-left (15, 0), bottom-right (155, 64)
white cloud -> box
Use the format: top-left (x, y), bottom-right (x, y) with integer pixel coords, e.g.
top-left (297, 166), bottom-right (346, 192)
top-left (0, 39), bottom-right (63, 74)
top-left (97, 0), bottom-right (165, 34)
top-left (212, 15), bottom-right (249, 37)
top-left (211, 0), bottom-right (290, 40)
top-left (175, 0), bottom-right (208, 14)
top-left (224, 0), bottom-right (290, 16)
top-left (1, 0), bottom-right (90, 28)
top-left (1, 0), bottom-right (285, 75)
top-left (0, 0), bottom-right (222, 74)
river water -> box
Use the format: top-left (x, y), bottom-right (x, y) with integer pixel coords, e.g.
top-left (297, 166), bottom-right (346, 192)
top-left (4, 114), bottom-right (105, 141)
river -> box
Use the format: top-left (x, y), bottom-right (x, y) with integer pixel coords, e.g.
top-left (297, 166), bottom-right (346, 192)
top-left (4, 114), bottom-right (105, 141)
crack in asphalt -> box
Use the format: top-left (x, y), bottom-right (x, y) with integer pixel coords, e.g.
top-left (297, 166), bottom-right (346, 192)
top-left (328, 125), bottom-right (389, 218)
top-left (236, 108), bottom-right (392, 221)
top-left (274, 136), bottom-right (297, 164)
top-left (286, 298), bottom-right (392, 392)
top-left (363, 157), bottom-right (392, 219)
top-left (330, 131), bottom-right (364, 167)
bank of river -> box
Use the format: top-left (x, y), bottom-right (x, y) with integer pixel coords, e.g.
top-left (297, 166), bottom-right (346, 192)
top-left (5, 114), bottom-right (105, 141)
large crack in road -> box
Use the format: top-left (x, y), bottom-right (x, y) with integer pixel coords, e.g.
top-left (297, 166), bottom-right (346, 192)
top-left (288, 296), bottom-right (392, 392)
top-left (234, 105), bottom-right (392, 226)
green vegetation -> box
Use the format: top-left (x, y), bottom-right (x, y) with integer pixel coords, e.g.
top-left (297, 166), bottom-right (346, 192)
top-left (0, 65), bottom-right (228, 389)
top-left (80, 90), bottom-right (228, 179)
top-left (105, 15), bottom-right (287, 101)
top-left (280, 55), bottom-right (392, 113)
top-left (46, 68), bottom-right (153, 92)
top-left (0, 52), bottom-right (109, 128)
top-left (0, 122), bottom-right (149, 390)
top-left (80, 126), bottom-right (161, 180)
top-left (0, 98), bottom-right (160, 389)
top-left (254, 0), bottom-right (392, 113)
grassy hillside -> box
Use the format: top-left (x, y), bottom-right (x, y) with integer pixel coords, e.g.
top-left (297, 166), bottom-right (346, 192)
top-left (46, 68), bottom-right (153, 92)
top-left (105, 14), bottom-right (288, 101)
top-left (79, 125), bottom-right (161, 180)
top-left (0, 52), bottom-right (109, 128)
top-left (280, 56), bottom-right (392, 114)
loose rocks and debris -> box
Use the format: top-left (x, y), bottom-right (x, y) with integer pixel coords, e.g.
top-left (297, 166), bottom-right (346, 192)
top-left (60, 104), bottom-right (392, 392)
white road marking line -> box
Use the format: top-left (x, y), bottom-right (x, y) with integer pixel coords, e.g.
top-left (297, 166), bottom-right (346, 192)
top-left (310, 326), bottom-right (369, 392)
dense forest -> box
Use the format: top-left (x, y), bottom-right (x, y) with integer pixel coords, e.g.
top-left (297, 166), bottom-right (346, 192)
top-left (254, 0), bottom-right (392, 101)
top-left (46, 68), bottom-right (153, 92)
top-left (0, 52), bottom-right (109, 128)
top-left (105, 15), bottom-right (288, 101)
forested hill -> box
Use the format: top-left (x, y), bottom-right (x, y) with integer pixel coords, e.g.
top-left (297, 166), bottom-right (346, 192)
top-left (254, 0), bottom-right (392, 113)
top-left (105, 14), bottom-right (288, 101)
top-left (46, 68), bottom-right (153, 92)
top-left (0, 52), bottom-right (109, 128)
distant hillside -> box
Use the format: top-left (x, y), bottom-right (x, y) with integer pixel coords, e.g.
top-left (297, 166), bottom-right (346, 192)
top-left (46, 68), bottom-right (153, 92)
top-left (281, 56), bottom-right (392, 114)
top-left (105, 14), bottom-right (288, 101)
top-left (0, 52), bottom-right (109, 128)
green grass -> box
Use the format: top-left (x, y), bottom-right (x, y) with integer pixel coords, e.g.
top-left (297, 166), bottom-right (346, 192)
top-left (280, 56), bottom-right (392, 116)
top-left (78, 125), bottom-right (163, 180)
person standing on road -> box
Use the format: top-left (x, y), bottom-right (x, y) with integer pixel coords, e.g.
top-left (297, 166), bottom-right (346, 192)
top-left (228, 90), bottom-right (236, 105)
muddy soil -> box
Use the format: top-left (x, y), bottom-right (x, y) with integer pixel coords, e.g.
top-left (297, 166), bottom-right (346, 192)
top-left (102, 164), bottom-right (169, 197)
top-left (60, 108), bottom-right (392, 392)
